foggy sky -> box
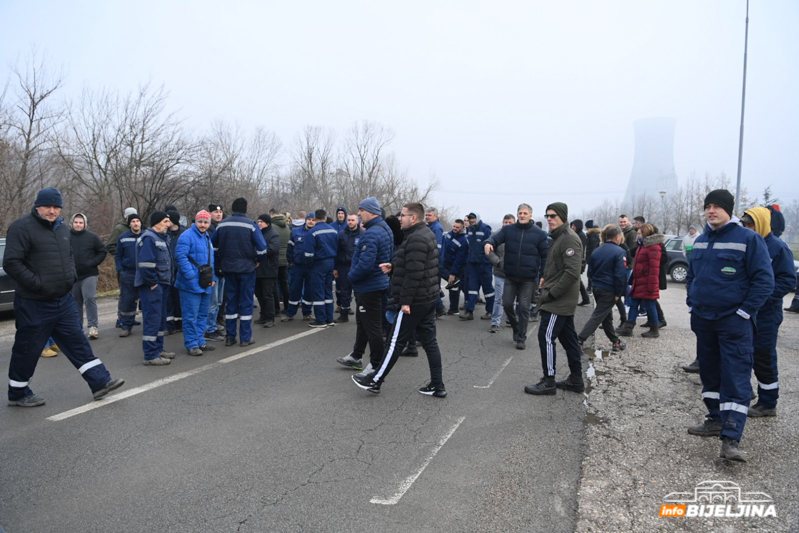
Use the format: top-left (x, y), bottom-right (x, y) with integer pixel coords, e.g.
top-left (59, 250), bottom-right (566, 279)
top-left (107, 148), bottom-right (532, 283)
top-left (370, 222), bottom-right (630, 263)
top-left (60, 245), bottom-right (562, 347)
top-left (1, 0), bottom-right (797, 224)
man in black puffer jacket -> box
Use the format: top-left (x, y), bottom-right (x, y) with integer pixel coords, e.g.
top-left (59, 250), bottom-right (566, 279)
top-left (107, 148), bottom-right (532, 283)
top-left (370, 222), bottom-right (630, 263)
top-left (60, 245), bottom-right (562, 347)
top-left (352, 202), bottom-right (446, 397)
top-left (4, 188), bottom-right (124, 407)
top-left (69, 213), bottom-right (107, 339)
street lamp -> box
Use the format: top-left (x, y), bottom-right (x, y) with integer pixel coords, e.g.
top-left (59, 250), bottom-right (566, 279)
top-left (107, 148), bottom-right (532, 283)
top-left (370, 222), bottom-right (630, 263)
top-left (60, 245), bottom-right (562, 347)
top-left (660, 191), bottom-right (667, 233)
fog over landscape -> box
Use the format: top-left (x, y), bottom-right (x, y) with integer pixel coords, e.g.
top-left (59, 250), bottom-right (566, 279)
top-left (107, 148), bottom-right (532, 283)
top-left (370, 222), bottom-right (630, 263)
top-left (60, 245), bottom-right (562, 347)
top-left (1, 0), bottom-right (797, 223)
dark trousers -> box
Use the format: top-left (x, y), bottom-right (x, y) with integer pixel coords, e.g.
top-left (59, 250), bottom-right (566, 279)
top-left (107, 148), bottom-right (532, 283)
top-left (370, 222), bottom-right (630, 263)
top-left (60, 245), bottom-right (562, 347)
top-left (166, 284), bottom-right (182, 332)
top-left (336, 264), bottom-right (354, 311)
top-left (255, 277), bottom-right (277, 321)
top-left (752, 302), bottom-right (781, 408)
top-left (577, 288), bottom-right (619, 343)
top-left (373, 300), bottom-right (443, 388)
top-left (276, 265), bottom-right (289, 314)
top-left (692, 313), bottom-right (754, 442)
top-left (579, 280), bottom-right (589, 302)
top-left (352, 290), bottom-right (386, 367)
top-left (503, 277), bottom-right (535, 341)
top-left (440, 267), bottom-right (460, 312)
top-left (119, 271), bottom-right (139, 330)
top-left (8, 293), bottom-right (112, 400)
top-left (538, 310), bottom-right (582, 378)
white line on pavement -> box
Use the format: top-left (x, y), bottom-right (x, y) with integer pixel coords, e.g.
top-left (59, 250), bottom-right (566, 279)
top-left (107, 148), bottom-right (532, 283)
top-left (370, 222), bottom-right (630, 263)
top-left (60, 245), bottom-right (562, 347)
top-left (47, 329), bottom-right (323, 422)
top-left (474, 356), bottom-right (513, 389)
top-left (370, 416), bottom-right (466, 505)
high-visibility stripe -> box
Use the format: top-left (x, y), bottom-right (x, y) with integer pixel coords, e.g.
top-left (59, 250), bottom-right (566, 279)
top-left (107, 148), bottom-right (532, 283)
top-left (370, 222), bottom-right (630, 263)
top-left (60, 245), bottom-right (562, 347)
top-left (154, 241), bottom-right (168, 248)
top-left (313, 228), bottom-right (338, 235)
top-left (702, 391), bottom-right (720, 400)
top-left (225, 314), bottom-right (239, 319)
top-left (758, 381), bottom-right (779, 390)
top-left (304, 252), bottom-right (314, 257)
top-left (240, 315), bottom-right (253, 321)
top-left (720, 402), bottom-right (748, 414)
top-left (485, 292), bottom-right (495, 298)
top-left (256, 249), bottom-right (267, 255)
top-left (312, 300), bottom-right (326, 305)
top-left (715, 242), bottom-right (747, 252)
top-left (166, 316), bottom-right (175, 321)
top-left (693, 242), bottom-right (709, 249)
top-left (736, 309), bottom-right (750, 320)
top-left (452, 240), bottom-right (462, 247)
top-left (157, 331), bottom-right (165, 336)
top-left (468, 291), bottom-right (479, 295)
top-left (78, 359), bottom-right (102, 374)
top-left (324, 299), bottom-right (334, 303)
top-left (289, 300), bottom-right (300, 305)
top-left (9, 379), bottom-right (29, 388)
top-left (120, 238), bottom-right (137, 243)
top-left (288, 240), bottom-right (295, 246)
top-left (142, 335), bottom-right (158, 341)
top-left (138, 262), bottom-right (156, 268)
top-left (218, 221), bottom-right (257, 231)
top-left (475, 232), bottom-right (485, 236)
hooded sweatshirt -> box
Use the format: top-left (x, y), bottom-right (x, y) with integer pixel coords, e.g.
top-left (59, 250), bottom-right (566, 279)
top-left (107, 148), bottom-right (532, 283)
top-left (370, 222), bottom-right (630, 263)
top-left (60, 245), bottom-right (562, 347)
top-left (333, 207), bottom-right (348, 232)
top-left (70, 213), bottom-right (108, 280)
top-left (745, 206), bottom-right (796, 305)
top-left (271, 214), bottom-right (291, 266)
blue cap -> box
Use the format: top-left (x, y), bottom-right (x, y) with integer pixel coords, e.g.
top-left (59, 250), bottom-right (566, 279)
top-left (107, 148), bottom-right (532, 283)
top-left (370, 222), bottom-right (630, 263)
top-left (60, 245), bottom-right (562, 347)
top-left (358, 197), bottom-right (381, 216)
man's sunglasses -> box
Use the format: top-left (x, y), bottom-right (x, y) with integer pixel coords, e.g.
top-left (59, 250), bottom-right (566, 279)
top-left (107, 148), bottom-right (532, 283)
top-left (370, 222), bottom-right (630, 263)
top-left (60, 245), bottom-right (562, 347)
top-left (544, 214), bottom-right (559, 219)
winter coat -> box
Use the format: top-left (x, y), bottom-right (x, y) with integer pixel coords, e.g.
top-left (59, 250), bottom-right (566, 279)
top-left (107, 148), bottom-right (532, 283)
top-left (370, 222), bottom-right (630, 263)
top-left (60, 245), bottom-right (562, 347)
top-left (256, 226), bottom-right (280, 278)
top-left (332, 207), bottom-right (348, 232)
top-left (427, 219), bottom-right (444, 255)
top-left (631, 234), bottom-right (664, 300)
top-left (658, 242), bottom-right (668, 291)
top-left (288, 226), bottom-right (311, 266)
top-left (211, 212), bottom-right (267, 274)
top-left (348, 216), bottom-right (393, 293)
top-left (485, 221), bottom-right (548, 280)
top-left (466, 217), bottom-right (492, 265)
top-left (305, 222), bottom-right (338, 262)
top-left (622, 227), bottom-right (638, 267)
top-left (538, 223), bottom-right (583, 316)
top-left (115, 230), bottom-right (141, 274)
top-left (174, 224), bottom-right (216, 294)
top-left (70, 215), bottom-right (107, 280)
top-left (576, 230), bottom-right (588, 272)
top-left (271, 214), bottom-right (291, 267)
top-left (587, 242), bottom-right (627, 297)
top-left (105, 219), bottom-right (130, 256)
top-left (336, 226), bottom-right (364, 268)
top-left (486, 231), bottom-right (506, 279)
top-left (3, 209), bottom-right (76, 300)
top-left (135, 228), bottom-right (172, 287)
top-left (390, 222), bottom-right (440, 306)
top-left (586, 228), bottom-right (601, 264)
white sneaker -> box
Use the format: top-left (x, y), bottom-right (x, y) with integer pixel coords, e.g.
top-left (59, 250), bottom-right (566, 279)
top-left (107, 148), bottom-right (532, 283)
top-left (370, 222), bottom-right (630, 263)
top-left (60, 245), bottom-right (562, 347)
top-left (355, 363), bottom-right (373, 378)
top-left (88, 326), bottom-right (99, 339)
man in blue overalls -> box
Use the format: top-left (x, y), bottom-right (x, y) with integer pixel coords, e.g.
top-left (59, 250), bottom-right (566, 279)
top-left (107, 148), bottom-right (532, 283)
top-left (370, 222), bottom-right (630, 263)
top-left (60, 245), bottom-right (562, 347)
top-left (283, 213), bottom-right (315, 321)
top-left (334, 213), bottom-right (363, 323)
top-left (461, 212), bottom-right (495, 321)
top-left (136, 211), bottom-right (176, 366)
top-left (740, 207), bottom-right (795, 417)
top-left (211, 197), bottom-right (267, 347)
top-left (116, 213), bottom-right (143, 337)
top-left (686, 190), bottom-right (773, 462)
top-left (305, 209), bottom-right (339, 328)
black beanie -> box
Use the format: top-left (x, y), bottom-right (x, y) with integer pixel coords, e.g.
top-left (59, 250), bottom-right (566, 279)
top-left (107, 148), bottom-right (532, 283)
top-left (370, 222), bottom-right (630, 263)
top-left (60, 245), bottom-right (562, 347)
top-left (546, 202), bottom-right (569, 223)
top-left (232, 197), bottom-right (247, 214)
top-left (164, 204), bottom-right (177, 213)
top-left (150, 210), bottom-right (170, 228)
top-left (127, 213), bottom-right (142, 225)
top-left (703, 189), bottom-right (735, 217)
top-left (167, 210), bottom-right (180, 225)
top-left (257, 214), bottom-right (272, 225)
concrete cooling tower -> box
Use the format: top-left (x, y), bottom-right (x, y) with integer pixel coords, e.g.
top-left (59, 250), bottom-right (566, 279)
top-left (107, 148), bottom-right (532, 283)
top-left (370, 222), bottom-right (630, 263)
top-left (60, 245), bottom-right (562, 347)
top-left (623, 117), bottom-right (679, 206)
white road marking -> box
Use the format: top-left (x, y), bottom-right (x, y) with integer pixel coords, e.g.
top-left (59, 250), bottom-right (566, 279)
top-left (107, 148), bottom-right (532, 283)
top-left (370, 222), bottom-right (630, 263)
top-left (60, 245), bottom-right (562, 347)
top-left (474, 356), bottom-right (513, 389)
top-left (371, 416), bottom-right (466, 505)
top-left (47, 329), bottom-right (322, 422)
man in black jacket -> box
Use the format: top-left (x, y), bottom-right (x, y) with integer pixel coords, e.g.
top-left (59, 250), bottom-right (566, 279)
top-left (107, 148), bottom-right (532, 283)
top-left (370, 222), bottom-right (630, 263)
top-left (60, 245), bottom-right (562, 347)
top-left (4, 188), bottom-right (124, 407)
top-left (255, 214), bottom-right (280, 328)
top-left (70, 213), bottom-right (107, 339)
top-left (352, 202), bottom-right (446, 397)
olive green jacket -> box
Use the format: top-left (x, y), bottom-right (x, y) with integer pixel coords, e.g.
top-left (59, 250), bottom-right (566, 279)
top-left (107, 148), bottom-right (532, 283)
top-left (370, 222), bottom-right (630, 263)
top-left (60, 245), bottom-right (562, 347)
top-left (538, 224), bottom-right (583, 316)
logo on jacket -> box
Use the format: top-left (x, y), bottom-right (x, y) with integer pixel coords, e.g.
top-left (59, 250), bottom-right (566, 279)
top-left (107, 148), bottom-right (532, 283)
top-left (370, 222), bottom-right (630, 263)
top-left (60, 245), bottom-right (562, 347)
top-left (566, 248), bottom-right (575, 256)
top-left (721, 267), bottom-right (736, 275)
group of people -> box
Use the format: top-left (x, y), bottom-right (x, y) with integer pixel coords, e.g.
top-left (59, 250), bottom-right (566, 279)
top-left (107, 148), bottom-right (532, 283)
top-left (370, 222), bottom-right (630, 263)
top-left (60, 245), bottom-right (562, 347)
top-left (5, 185), bottom-right (797, 467)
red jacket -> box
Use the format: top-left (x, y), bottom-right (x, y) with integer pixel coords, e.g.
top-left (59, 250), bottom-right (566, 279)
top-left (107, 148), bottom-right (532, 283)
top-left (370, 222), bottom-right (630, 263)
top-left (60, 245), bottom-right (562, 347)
top-left (631, 234), bottom-right (665, 300)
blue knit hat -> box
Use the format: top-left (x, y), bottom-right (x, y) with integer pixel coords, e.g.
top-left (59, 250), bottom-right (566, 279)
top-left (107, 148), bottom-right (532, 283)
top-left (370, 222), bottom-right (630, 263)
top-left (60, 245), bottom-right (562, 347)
top-left (34, 187), bottom-right (63, 208)
top-left (358, 197), bottom-right (381, 215)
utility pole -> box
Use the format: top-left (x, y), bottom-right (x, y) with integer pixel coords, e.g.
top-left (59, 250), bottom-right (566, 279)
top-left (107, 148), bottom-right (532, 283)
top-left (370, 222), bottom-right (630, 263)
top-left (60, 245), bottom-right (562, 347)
top-left (734, 0), bottom-right (750, 213)
top-left (660, 191), bottom-right (667, 233)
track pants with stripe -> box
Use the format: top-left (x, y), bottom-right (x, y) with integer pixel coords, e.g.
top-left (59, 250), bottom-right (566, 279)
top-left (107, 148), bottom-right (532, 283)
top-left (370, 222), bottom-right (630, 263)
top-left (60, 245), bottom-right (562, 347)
top-left (224, 271), bottom-right (256, 342)
top-left (465, 263), bottom-right (494, 313)
top-left (140, 284), bottom-right (168, 361)
top-left (691, 313), bottom-right (753, 442)
top-left (537, 311), bottom-right (582, 379)
top-left (286, 265), bottom-right (312, 318)
top-left (372, 301), bottom-right (444, 388)
top-left (752, 301), bottom-right (782, 408)
top-left (8, 293), bottom-right (112, 401)
top-left (309, 258), bottom-right (335, 324)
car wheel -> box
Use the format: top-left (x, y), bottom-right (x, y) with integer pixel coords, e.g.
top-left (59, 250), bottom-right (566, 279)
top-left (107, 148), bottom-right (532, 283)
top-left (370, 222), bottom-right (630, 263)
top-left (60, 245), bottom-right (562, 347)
top-left (670, 264), bottom-right (688, 283)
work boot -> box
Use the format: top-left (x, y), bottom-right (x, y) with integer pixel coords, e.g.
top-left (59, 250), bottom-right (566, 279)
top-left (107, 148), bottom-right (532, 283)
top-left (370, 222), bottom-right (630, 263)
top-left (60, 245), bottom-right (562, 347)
top-left (682, 359), bottom-right (700, 373)
top-left (93, 379), bottom-right (125, 400)
top-left (187, 347), bottom-right (203, 356)
top-left (8, 393), bottom-right (46, 407)
top-left (205, 331), bottom-right (224, 341)
top-left (524, 377), bottom-right (556, 395)
top-left (336, 353), bottom-right (363, 369)
top-left (748, 403), bottom-right (776, 417)
top-left (615, 321), bottom-right (635, 337)
top-left (280, 315), bottom-right (294, 322)
top-left (446, 309), bottom-right (458, 316)
top-left (640, 325), bottom-right (659, 338)
top-left (480, 312), bottom-right (492, 320)
top-left (658, 320), bottom-right (667, 329)
top-left (334, 313), bottom-right (349, 323)
top-left (401, 345), bottom-right (419, 357)
top-left (119, 329), bottom-right (132, 338)
top-left (489, 325), bottom-right (499, 333)
top-left (577, 299), bottom-right (591, 306)
top-left (556, 373), bottom-right (585, 393)
top-left (160, 351), bottom-right (176, 359)
top-left (302, 315), bottom-right (313, 321)
top-left (41, 347), bottom-right (58, 357)
top-left (88, 326), bottom-right (99, 339)
top-left (254, 317), bottom-right (267, 325)
top-left (515, 340), bottom-right (525, 350)
top-left (225, 337), bottom-right (237, 347)
top-left (199, 344), bottom-right (215, 351)
top-left (720, 437), bottom-right (746, 462)
top-left (143, 357), bottom-right (171, 366)
top-left (240, 340), bottom-right (255, 347)
top-left (263, 319), bottom-right (275, 328)
top-left (459, 310), bottom-right (474, 321)
top-left (687, 418), bottom-right (722, 437)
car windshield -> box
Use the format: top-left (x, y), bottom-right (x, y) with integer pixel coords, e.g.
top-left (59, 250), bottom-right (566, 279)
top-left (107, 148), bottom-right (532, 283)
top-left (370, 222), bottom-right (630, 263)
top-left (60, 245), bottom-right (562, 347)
top-left (665, 238), bottom-right (682, 251)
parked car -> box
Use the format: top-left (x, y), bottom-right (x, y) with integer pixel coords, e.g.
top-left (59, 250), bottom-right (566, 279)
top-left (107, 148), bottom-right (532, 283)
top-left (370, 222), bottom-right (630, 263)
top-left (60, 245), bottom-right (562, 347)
top-left (0, 237), bottom-right (18, 311)
top-left (664, 236), bottom-right (689, 283)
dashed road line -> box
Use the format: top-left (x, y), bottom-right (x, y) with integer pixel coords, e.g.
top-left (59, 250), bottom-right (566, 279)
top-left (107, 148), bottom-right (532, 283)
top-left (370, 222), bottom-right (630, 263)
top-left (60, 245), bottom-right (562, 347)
top-left (474, 356), bottom-right (513, 389)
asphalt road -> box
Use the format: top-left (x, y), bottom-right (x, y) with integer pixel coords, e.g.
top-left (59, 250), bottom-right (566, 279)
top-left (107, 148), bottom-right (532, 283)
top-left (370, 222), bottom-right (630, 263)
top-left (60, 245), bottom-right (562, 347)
top-left (0, 298), bottom-right (591, 533)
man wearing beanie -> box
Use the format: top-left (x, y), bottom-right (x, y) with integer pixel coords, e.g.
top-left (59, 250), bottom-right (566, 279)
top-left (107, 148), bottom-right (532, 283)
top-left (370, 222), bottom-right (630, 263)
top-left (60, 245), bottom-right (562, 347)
top-left (333, 213), bottom-right (364, 323)
top-left (254, 214), bottom-right (280, 327)
top-left (107, 206), bottom-right (138, 327)
top-left (282, 212), bottom-right (317, 322)
top-left (525, 202), bottom-right (584, 396)
top-left (116, 213), bottom-right (143, 336)
top-left (211, 198), bottom-right (267, 346)
top-left (69, 213), bottom-right (107, 340)
top-left (204, 203), bottom-right (226, 340)
top-left (305, 209), bottom-right (339, 328)
top-left (685, 189), bottom-right (773, 462)
top-left (4, 187), bottom-right (124, 405)
top-left (165, 210), bottom-right (186, 335)
top-left (135, 211), bottom-right (176, 365)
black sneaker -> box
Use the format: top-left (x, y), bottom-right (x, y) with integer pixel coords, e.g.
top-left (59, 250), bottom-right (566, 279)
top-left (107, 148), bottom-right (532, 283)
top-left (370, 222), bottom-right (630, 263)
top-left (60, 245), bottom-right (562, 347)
top-left (577, 300), bottom-right (591, 306)
top-left (687, 418), bottom-right (722, 437)
top-left (334, 314), bottom-right (349, 323)
top-left (446, 310), bottom-right (458, 316)
top-left (436, 308), bottom-right (446, 318)
top-left (199, 344), bottom-right (215, 351)
top-left (720, 437), bottom-right (746, 462)
top-left (459, 311), bottom-right (474, 321)
top-left (93, 378), bottom-right (125, 400)
top-left (254, 318), bottom-right (267, 325)
top-left (524, 377), bottom-right (556, 395)
top-left (309, 322), bottom-right (328, 329)
top-left (263, 319), bottom-right (275, 328)
top-left (352, 373), bottom-right (381, 394)
top-left (682, 359), bottom-right (700, 373)
top-left (515, 340), bottom-right (525, 350)
top-left (419, 383), bottom-right (447, 398)
top-left (225, 337), bottom-right (237, 347)
top-left (612, 340), bottom-right (627, 352)
top-left (8, 393), bottom-right (46, 407)
top-left (240, 340), bottom-right (255, 347)
top-left (748, 403), bottom-right (777, 417)
top-left (556, 374), bottom-right (585, 393)
top-left (204, 331), bottom-right (225, 342)
top-left (401, 346), bottom-right (419, 357)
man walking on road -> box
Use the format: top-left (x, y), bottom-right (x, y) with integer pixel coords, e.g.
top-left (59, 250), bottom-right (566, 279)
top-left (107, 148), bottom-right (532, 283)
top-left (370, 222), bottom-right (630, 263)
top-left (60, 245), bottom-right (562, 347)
top-left (352, 202), bottom-right (446, 397)
top-left (525, 202), bottom-right (584, 396)
top-left (685, 189), bottom-right (773, 462)
top-left (5, 187), bottom-right (124, 405)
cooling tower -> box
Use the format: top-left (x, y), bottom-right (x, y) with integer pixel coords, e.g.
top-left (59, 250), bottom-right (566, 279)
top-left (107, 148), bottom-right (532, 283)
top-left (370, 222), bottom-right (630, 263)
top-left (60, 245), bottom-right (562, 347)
top-left (623, 117), bottom-right (679, 206)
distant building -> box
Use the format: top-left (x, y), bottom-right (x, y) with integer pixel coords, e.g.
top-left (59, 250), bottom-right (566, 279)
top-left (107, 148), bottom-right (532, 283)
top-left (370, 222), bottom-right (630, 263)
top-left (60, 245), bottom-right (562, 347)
top-left (623, 117), bottom-right (679, 207)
